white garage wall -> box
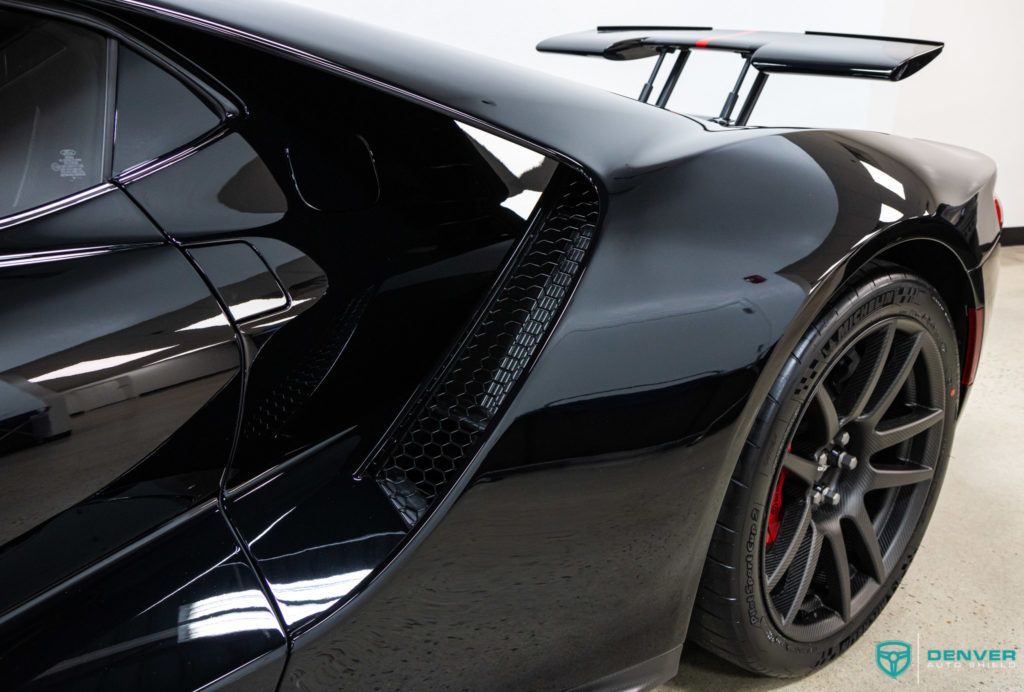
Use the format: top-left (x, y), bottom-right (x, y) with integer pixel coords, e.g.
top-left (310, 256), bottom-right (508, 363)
top-left (291, 0), bottom-right (1022, 225)
top-left (882, 0), bottom-right (1024, 227)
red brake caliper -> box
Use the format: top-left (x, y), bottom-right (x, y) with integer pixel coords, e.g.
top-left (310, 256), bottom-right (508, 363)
top-left (766, 450), bottom-right (790, 546)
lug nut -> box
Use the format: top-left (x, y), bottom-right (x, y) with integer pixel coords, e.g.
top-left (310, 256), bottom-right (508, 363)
top-left (829, 448), bottom-right (858, 471)
top-left (811, 489), bottom-right (824, 506)
top-left (816, 451), bottom-right (829, 472)
top-left (837, 452), bottom-right (858, 471)
top-left (822, 486), bottom-right (841, 506)
top-left (836, 431), bottom-right (851, 448)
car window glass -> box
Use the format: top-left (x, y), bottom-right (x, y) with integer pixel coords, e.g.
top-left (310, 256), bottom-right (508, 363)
top-left (0, 11), bottom-right (111, 216)
top-left (113, 46), bottom-right (220, 174)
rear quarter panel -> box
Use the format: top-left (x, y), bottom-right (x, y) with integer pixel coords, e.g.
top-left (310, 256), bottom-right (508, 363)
top-left (284, 126), bottom-right (998, 689)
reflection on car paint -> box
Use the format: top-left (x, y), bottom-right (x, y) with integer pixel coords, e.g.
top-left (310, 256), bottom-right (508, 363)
top-left (0, 505), bottom-right (285, 689)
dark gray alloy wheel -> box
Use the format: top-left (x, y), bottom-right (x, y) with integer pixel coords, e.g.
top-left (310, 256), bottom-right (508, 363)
top-left (765, 314), bottom-right (945, 640)
top-left (688, 263), bottom-right (960, 677)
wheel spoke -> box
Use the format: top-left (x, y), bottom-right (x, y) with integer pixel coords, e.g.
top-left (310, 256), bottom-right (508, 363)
top-left (814, 386), bottom-right (840, 443)
top-left (783, 523), bottom-right (824, 625)
top-left (821, 523), bottom-right (852, 621)
top-left (840, 323), bottom-right (895, 424)
top-left (868, 461), bottom-right (934, 490)
top-left (866, 332), bottom-right (923, 422)
top-left (766, 501), bottom-right (812, 590)
top-left (783, 452), bottom-right (821, 485)
top-left (850, 503), bottom-right (886, 583)
top-left (872, 406), bottom-right (943, 451)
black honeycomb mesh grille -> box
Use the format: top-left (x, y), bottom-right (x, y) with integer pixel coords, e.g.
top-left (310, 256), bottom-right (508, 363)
top-left (244, 290), bottom-right (371, 440)
top-left (374, 170), bottom-right (599, 524)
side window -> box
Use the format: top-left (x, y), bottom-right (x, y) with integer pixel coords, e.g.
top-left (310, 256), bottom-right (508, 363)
top-left (113, 46), bottom-right (221, 174)
top-left (0, 11), bottom-right (111, 216)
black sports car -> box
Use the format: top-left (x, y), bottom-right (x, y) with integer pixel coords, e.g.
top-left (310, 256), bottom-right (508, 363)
top-left (0, 2), bottom-right (1002, 690)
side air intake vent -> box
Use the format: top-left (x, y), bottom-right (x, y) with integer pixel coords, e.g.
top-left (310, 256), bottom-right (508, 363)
top-left (373, 168), bottom-right (599, 525)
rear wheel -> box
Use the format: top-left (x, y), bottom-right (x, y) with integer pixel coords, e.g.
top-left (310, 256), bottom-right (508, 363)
top-left (689, 265), bottom-right (960, 676)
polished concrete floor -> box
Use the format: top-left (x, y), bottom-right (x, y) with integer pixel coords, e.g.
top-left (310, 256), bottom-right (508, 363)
top-left (659, 246), bottom-right (1024, 692)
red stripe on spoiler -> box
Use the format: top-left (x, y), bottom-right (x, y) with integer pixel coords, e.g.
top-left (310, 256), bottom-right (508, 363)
top-left (695, 30), bottom-right (757, 48)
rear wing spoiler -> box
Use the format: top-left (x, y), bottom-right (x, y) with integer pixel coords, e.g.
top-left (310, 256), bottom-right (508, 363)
top-left (537, 27), bottom-right (943, 125)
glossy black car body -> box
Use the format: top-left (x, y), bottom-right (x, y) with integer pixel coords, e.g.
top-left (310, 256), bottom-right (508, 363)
top-left (0, 1), bottom-right (1000, 690)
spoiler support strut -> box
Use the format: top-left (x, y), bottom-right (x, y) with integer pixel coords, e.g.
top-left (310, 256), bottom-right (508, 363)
top-left (717, 56), bottom-right (751, 123)
top-left (735, 71), bottom-right (768, 126)
top-left (654, 49), bottom-right (689, 108)
top-left (638, 48), bottom-right (668, 103)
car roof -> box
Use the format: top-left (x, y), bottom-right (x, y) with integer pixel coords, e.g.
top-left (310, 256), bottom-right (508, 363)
top-left (76, 0), bottom-right (715, 184)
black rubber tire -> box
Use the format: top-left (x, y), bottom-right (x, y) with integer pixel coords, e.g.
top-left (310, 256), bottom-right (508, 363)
top-left (687, 264), bottom-right (960, 677)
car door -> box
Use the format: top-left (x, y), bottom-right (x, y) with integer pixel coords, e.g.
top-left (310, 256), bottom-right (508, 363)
top-left (0, 8), bottom-right (285, 689)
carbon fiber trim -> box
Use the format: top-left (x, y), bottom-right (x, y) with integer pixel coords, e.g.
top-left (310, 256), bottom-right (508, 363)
top-left (374, 169), bottom-right (599, 524)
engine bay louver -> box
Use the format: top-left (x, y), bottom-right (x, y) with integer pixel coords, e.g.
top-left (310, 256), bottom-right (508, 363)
top-left (373, 168), bottom-right (599, 525)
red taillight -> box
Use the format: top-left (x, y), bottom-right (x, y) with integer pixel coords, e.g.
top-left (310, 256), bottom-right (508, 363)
top-left (995, 197), bottom-right (1004, 229)
top-left (963, 306), bottom-right (984, 386)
